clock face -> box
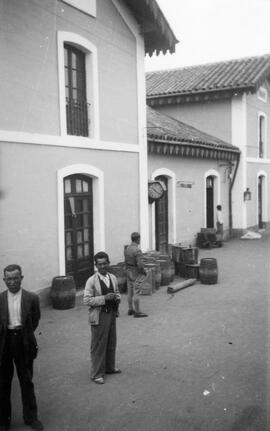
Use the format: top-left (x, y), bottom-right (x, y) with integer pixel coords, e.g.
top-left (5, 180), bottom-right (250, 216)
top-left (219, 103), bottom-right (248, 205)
top-left (148, 181), bottom-right (164, 200)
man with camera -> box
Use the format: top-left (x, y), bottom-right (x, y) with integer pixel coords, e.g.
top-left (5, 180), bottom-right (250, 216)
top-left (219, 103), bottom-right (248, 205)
top-left (83, 252), bottom-right (121, 384)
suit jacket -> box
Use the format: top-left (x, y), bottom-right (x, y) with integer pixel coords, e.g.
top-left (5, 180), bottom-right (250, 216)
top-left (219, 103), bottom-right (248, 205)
top-left (83, 272), bottom-right (120, 326)
top-left (0, 289), bottom-right (41, 365)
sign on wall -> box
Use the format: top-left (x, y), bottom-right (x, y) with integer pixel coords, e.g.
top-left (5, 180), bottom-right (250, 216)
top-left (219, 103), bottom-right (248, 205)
top-left (176, 180), bottom-right (195, 189)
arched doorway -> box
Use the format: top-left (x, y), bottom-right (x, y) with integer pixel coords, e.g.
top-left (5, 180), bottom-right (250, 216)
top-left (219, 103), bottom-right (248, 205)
top-left (64, 174), bottom-right (94, 287)
top-left (206, 176), bottom-right (215, 228)
top-left (258, 175), bottom-right (265, 229)
top-left (155, 175), bottom-right (168, 253)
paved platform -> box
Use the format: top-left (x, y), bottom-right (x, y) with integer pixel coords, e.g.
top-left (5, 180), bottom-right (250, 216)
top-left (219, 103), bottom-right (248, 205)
top-left (8, 231), bottom-right (270, 430)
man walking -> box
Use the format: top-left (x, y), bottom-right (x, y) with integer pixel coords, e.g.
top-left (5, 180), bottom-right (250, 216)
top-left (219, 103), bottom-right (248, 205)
top-left (0, 264), bottom-right (43, 431)
top-left (124, 232), bottom-right (148, 318)
top-left (84, 252), bottom-right (121, 384)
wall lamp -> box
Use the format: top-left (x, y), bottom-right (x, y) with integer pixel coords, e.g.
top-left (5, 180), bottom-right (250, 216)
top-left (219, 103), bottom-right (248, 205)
top-left (243, 188), bottom-right (251, 201)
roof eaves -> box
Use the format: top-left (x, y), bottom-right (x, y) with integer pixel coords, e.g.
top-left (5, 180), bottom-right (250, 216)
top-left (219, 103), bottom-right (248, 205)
top-left (123, 0), bottom-right (178, 56)
top-left (147, 134), bottom-right (240, 153)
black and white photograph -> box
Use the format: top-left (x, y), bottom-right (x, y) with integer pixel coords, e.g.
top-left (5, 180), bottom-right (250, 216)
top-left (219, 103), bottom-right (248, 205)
top-left (0, 0), bottom-right (269, 430)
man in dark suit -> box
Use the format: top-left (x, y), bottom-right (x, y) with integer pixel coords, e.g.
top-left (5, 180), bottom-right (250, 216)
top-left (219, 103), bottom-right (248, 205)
top-left (0, 264), bottom-right (44, 431)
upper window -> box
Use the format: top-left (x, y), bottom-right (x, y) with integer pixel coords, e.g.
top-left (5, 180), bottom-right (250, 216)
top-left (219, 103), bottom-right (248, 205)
top-left (258, 114), bottom-right (266, 158)
top-left (64, 44), bottom-right (90, 137)
top-left (58, 32), bottom-right (99, 139)
top-left (257, 86), bottom-right (267, 103)
top-left (62, 0), bottom-right (96, 17)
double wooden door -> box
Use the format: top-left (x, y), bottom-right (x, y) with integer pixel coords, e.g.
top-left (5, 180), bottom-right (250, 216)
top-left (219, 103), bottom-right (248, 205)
top-left (64, 175), bottom-right (94, 288)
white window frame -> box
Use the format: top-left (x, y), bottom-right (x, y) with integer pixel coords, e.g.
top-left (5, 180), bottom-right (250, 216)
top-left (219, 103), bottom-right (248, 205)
top-left (258, 112), bottom-right (267, 159)
top-left (57, 31), bottom-right (100, 140)
top-left (61, 0), bottom-right (96, 17)
top-left (257, 86), bottom-right (267, 103)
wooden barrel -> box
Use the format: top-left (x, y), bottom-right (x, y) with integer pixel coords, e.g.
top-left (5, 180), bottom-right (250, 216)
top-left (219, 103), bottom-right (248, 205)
top-left (142, 254), bottom-right (163, 290)
top-left (185, 264), bottom-right (200, 280)
top-left (108, 264), bottom-right (127, 293)
top-left (172, 245), bottom-right (182, 263)
top-left (156, 258), bottom-right (171, 286)
top-left (154, 263), bottom-right (162, 289)
top-left (181, 247), bottom-right (199, 264)
top-left (51, 276), bottom-right (76, 310)
top-left (136, 272), bottom-right (152, 295)
top-left (177, 262), bottom-right (187, 278)
top-left (143, 262), bottom-right (162, 291)
top-left (179, 247), bottom-right (188, 262)
top-left (170, 260), bottom-right (175, 282)
top-left (199, 258), bottom-right (218, 284)
top-left (141, 255), bottom-right (156, 264)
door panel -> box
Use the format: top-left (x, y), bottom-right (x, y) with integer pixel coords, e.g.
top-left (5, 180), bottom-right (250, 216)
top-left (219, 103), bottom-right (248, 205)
top-left (64, 175), bottom-right (94, 288)
top-left (258, 176), bottom-right (263, 228)
top-left (206, 176), bottom-right (214, 228)
top-left (155, 176), bottom-right (168, 253)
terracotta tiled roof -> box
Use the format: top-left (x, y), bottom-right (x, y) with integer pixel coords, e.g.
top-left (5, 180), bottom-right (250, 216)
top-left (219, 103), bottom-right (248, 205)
top-left (123, 0), bottom-right (178, 56)
top-left (147, 106), bottom-right (239, 154)
top-left (147, 54), bottom-right (270, 98)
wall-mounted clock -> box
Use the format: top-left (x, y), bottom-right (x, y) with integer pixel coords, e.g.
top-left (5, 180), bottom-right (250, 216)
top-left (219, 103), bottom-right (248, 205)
top-left (148, 181), bottom-right (165, 203)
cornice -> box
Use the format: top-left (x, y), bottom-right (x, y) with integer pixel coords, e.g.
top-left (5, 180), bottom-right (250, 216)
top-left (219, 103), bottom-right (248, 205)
top-left (148, 138), bottom-right (240, 162)
top-left (147, 87), bottom-right (255, 107)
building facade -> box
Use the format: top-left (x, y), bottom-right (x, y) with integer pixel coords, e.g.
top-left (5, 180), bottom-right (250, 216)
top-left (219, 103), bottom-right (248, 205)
top-left (147, 107), bottom-right (240, 250)
top-left (0, 0), bottom-right (177, 297)
top-left (147, 55), bottom-right (270, 235)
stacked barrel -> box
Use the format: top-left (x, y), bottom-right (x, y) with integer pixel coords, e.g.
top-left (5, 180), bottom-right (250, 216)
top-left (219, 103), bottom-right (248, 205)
top-left (172, 244), bottom-right (219, 284)
top-left (172, 245), bottom-right (200, 280)
top-left (108, 252), bottom-right (174, 296)
top-left (141, 251), bottom-right (174, 292)
top-left (108, 262), bottom-right (127, 293)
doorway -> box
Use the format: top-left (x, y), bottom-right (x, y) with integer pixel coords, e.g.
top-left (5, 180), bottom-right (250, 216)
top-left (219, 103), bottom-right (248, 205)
top-left (206, 176), bottom-right (214, 228)
top-left (64, 174), bottom-right (94, 287)
top-left (258, 175), bottom-right (264, 228)
top-left (155, 176), bottom-right (168, 253)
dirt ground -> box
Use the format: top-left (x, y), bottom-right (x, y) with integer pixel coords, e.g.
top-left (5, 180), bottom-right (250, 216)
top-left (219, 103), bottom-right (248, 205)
top-left (9, 231), bottom-right (270, 431)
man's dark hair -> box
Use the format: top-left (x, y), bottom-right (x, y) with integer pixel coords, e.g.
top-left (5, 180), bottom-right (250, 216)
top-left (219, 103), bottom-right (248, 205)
top-left (94, 252), bottom-right (110, 264)
top-left (131, 232), bottom-right (140, 241)
top-left (3, 264), bottom-right (22, 276)
top-left (217, 205), bottom-right (222, 211)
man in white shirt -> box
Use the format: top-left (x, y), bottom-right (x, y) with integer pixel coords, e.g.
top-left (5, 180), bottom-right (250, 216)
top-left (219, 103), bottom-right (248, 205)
top-left (216, 205), bottom-right (224, 239)
top-left (0, 264), bottom-right (43, 431)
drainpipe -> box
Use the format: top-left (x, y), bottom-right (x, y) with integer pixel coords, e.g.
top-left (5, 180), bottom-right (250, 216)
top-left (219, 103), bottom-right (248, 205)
top-left (229, 153), bottom-right (240, 238)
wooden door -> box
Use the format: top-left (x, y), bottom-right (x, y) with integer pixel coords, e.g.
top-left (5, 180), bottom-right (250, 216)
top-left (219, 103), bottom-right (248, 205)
top-left (155, 176), bottom-right (168, 253)
top-left (258, 176), bottom-right (263, 228)
top-left (64, 175), bottom-right (94, 288)
top-left (206, 176), bottom-right (214, 228)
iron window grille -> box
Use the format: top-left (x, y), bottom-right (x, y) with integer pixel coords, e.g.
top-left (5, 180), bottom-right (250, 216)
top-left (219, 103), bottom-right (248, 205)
top-left (64, 44), bottom-right (90, 137)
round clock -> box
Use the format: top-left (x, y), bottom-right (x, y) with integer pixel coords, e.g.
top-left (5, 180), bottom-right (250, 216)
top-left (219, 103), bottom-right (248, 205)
top-left (148, 181), bottom-right (165, 202)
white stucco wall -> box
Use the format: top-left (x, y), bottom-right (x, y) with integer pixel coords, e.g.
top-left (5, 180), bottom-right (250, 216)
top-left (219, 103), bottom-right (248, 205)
top-left (148, 154), bottom-right (230, 246)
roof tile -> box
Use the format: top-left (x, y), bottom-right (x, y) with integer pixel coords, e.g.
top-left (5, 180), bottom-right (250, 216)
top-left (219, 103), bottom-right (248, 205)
top-left (147, 54), bottom-right (270, 97)
top-left (147, 106), bottom-right (239, 153)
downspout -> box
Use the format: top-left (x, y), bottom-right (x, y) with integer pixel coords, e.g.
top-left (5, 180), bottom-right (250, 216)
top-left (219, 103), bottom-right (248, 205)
top-left (229, 153), bottom-right (240, 237)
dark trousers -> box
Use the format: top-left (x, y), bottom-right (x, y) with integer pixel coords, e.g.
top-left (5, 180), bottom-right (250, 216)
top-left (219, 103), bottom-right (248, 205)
top-left (90, 311), bottom-right (117, 379)
top-left (0, 331), bottom-right (38, 426)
